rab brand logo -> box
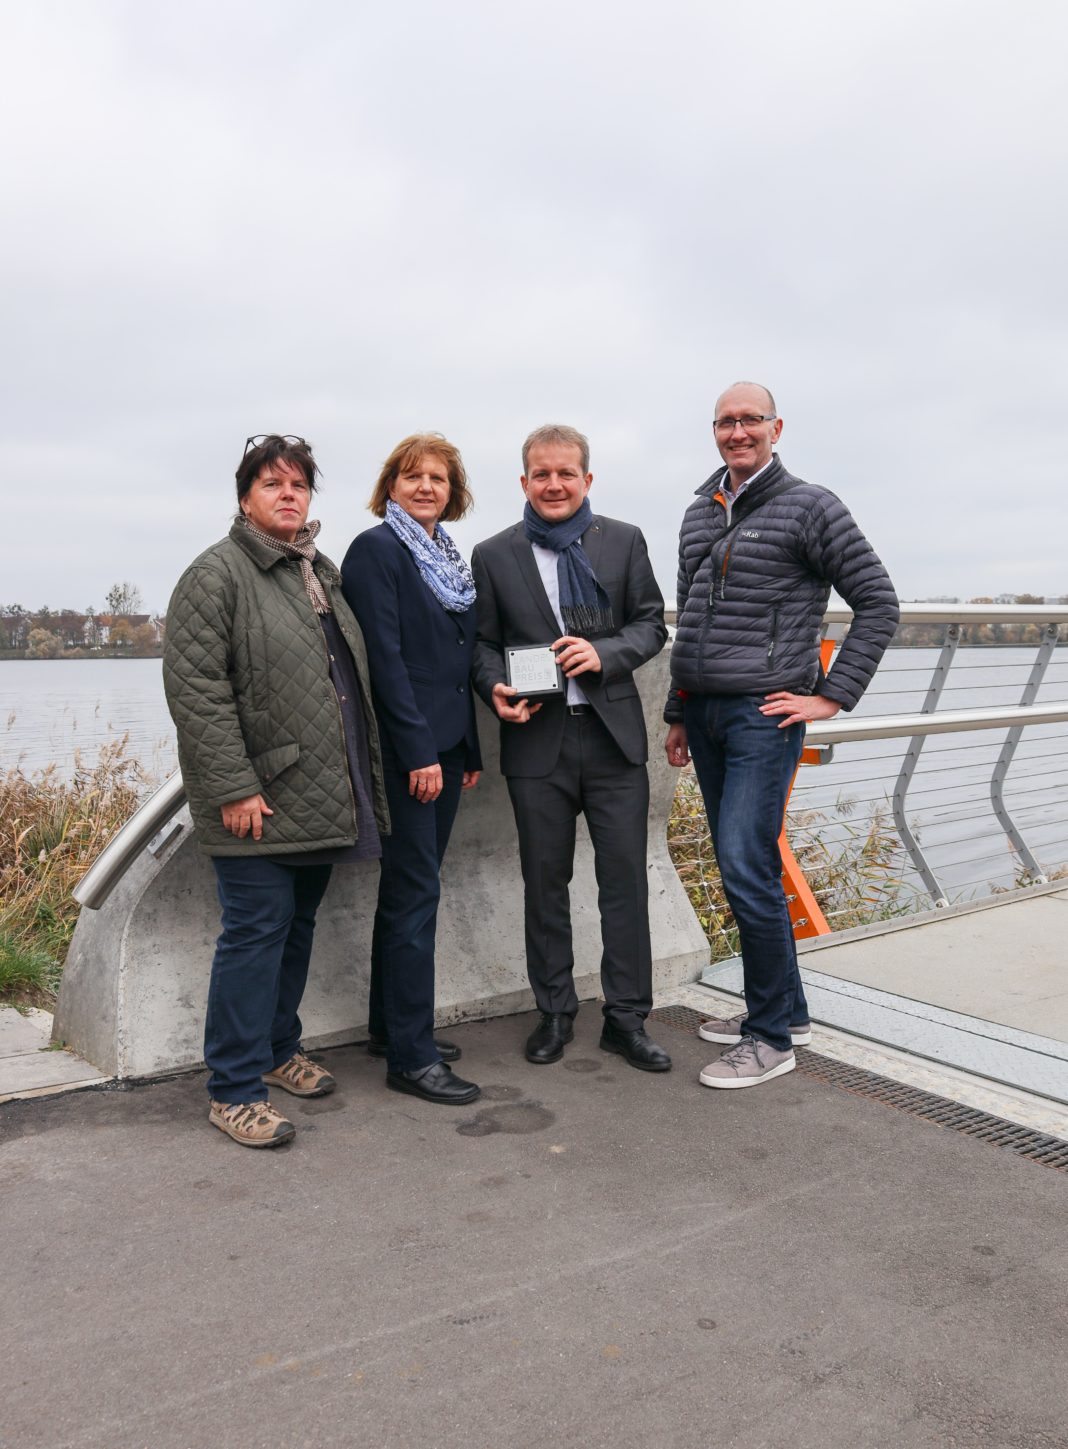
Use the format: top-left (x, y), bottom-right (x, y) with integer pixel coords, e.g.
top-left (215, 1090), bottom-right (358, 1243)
top-left (740, 529), bottom-right (760, 539)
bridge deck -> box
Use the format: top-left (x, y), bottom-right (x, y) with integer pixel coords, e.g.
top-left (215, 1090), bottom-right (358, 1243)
top-left (3, 1006), bottom-right (1067, 1449)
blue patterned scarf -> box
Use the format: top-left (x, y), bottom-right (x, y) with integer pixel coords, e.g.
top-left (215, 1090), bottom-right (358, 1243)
top-left (523, 498), bottom-right (613, 634)
top-left (385, 500), bottom-right (476, 613)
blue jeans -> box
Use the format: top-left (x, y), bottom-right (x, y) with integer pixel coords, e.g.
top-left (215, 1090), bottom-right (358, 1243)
top-left (367, 743), bottom-right (466, 1073)
top-left (206, 856), bottom-right (333, 1103)
top-left (683, 695), bottom-right (808, 1053)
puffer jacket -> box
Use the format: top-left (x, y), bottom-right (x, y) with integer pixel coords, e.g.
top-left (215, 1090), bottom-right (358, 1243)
top-left (163, 522), bottom-right (390, 856)
top-left (665, 456), bottom-right (899, 722)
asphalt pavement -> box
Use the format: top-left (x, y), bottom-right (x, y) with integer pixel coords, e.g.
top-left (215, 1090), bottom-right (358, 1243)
top-left (3, 1009), bottom-right (1067, 1449)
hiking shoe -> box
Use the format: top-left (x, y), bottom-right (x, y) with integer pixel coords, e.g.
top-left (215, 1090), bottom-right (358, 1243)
top-left (698, 1014), bottom-right (812, 1047)
top-left (699, 1036), bottom-right (796, 1089)
top-left (209, 1099), bottom-right (296, 1147)
top-left (263, 1051), bottom-right (336, 1097)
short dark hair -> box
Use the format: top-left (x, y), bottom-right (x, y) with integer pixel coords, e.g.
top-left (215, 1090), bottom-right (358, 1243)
top-left (235, 435), bottom-right (321, 505)
top-left (521, 424), bottom-right (590, 475)
top-left (367, 433), bottom-right (473, 523)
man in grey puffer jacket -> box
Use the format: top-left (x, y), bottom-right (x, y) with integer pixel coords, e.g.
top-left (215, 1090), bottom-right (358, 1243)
top-left (665, 382), bottom-right (899, 1089)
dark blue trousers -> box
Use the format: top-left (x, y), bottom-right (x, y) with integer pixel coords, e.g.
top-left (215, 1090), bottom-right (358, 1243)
top-left (368, 743), bottom-right (466, 1073)
top-left (206, 856), bottom-right (333, 1103)
top-left (683, 694), bottom-right (809, 1053)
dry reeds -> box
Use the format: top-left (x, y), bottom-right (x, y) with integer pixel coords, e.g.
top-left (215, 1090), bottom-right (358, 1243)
top-left (667, 771), bottom-right (909, 961)
top-left (0, 738), bottom-right (151, 1007)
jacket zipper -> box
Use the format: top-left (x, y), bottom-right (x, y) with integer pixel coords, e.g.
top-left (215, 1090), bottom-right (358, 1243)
top-left (767, 606), bottom-right (779, 665)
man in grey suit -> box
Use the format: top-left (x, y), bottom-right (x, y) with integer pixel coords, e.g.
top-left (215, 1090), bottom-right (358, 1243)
top-left (472, 424), bottom-right (672, 1071)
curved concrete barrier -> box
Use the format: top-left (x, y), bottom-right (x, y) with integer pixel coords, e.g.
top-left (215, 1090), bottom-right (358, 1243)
top-left (53, 650), bottom-right (708, 1078)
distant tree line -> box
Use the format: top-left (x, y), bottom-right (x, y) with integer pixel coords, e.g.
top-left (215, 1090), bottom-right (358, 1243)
top-left (0, 583), bottom-right (165, 659)
top-left (4, 588), bottom-right (1065, 660)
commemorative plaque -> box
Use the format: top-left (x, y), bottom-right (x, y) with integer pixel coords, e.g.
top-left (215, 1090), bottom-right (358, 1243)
top-left (505, 644), bottom-right (564, 698)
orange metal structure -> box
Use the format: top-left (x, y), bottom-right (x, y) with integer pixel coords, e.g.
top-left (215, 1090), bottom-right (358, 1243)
top-left (778, 638), bottom-right (837, 939)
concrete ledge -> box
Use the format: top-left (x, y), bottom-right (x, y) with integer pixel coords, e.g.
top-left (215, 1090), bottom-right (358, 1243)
top-left (53, 650), bottom-right (709, 1077)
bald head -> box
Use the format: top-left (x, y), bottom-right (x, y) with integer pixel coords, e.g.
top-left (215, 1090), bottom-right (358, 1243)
top-left (715, 380), bottom-right (776, 416)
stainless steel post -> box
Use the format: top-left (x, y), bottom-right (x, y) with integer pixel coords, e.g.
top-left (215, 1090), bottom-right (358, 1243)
top-left (989, 622), bottom-right (1061, 885)
top-left (891, 623), bottom-right (961, 907)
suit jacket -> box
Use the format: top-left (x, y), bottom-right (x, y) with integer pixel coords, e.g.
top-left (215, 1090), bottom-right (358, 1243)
top-left (341, 523), bottom-right (482, 774)
top-left (471, 514), bottom-right (666, 777)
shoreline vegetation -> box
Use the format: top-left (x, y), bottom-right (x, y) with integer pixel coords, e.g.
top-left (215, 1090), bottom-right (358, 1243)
top-left (2, 590), bottom-right (1065, 661)
top-left (0, 741), bottom-right (151, 1010)
top-left (1, 623), bottom-right (1055, 660)
top-left (0, 649), bottom-right (163, 661)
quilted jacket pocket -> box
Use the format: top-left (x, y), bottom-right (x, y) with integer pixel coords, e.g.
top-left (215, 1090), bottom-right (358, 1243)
top-left (251, 741), bottom-right (300, 785)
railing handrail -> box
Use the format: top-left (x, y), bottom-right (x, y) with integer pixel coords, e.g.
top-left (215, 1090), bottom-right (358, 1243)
top-left (830, 603), bottom-right (1068, 625)
top-left (73, 773), bottom-right (187, 910)
top-left (806, 699), bottom-right (1068, 746)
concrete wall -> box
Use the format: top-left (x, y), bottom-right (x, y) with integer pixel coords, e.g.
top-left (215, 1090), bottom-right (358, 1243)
top-left (54, 650), bottom-right (709, 1078)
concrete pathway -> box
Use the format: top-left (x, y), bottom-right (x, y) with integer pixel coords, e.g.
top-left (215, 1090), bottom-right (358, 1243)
top-left (2, 1009), bottom-right (1067, 1449)
top-left (0, 1007), bottom-right (106, 1102)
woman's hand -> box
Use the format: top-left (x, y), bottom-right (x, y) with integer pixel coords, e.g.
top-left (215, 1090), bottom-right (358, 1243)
top-left (461, 770), bottom-right (481, 790)
top-left (220, 794), bottom-right (274, 840)
top-left (409, 763), bottom-right (443, 802)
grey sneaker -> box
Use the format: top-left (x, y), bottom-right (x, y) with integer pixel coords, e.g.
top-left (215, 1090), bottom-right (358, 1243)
top-left (698, 1014), bottom-right (812, 1047)
top-left (699, 1035), bottom-right (796, 1089)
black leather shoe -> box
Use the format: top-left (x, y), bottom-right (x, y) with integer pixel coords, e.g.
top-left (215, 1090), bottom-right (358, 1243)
top-left (367, 1035), bottom-right (461, 1063)
top-left (385, 1060), bottom-right (481, 1104)
top-left (599, 1021), bottom-right (672, 1072)
top-left (525, 1012), bottom-right (574, 1064)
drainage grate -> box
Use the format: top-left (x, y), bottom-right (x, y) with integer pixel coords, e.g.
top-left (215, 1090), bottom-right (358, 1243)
top-left (650, 1004), bottom-right (1068, 1173)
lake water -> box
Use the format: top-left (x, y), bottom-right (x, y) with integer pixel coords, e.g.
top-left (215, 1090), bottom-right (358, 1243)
top-left (2, 649), bottom-right (1066, 902)
top-left (0, 659), bottom-right (177, 781)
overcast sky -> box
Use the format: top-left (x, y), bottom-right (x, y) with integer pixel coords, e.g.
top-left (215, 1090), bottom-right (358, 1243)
top-left (3, 0), bottom-right (1066, 613)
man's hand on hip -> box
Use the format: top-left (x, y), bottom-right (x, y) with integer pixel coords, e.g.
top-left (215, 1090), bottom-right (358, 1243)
top-left (665, 724), bottom-right (689, 767)
top-left (553, 636), bottom-right (602, 677)
top-left (492, 682), bottom-right (543, 724)
top-left (760, 692), bottom-right (842, 729)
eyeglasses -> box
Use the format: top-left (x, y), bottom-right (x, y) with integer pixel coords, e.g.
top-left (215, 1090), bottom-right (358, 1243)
top-left (243, 434), bottom-right (310, 456)
top-left (712, 414), bottom-right (776, 434)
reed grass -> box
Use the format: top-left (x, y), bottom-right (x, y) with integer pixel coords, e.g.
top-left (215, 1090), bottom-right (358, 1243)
top-left (667, 770), bottom-right (909, 961)
top-left (0, 739), bottom-right (151, 1008)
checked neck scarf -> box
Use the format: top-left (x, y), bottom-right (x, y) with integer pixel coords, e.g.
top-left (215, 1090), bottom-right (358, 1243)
top-left (240, 516), bottom-right (331, 614)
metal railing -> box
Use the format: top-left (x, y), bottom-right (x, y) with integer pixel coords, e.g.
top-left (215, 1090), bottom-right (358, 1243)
top-left (74, 605), bottom-right (1068, 913)
top-left (800, 604), bottom-right (1068, 912)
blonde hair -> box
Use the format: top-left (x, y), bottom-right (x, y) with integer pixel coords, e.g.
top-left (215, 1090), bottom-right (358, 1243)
top-left (368, 433), bottom-right (472, 522)
top-left (521, 423), bottom-right (590, 475)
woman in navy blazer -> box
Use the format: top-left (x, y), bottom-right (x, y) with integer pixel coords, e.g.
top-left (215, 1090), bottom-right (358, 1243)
top-left (341, 434), bottom-right (482, 1105)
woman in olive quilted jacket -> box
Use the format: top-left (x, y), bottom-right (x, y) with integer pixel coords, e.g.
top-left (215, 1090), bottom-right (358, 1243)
top-left (163, 434), bottom-right (389, 1149)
